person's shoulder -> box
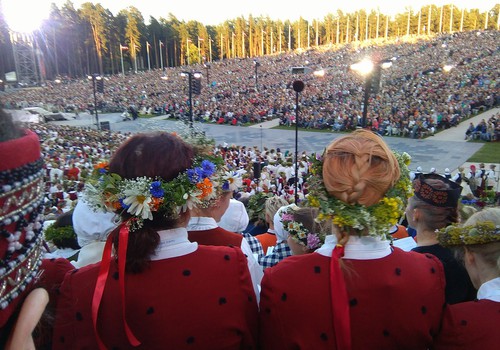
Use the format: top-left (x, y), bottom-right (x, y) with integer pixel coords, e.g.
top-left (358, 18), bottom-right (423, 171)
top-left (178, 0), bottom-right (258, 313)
top-left (195, 244), bottom-right (247, 260)
top-left (265, 253), bottom-right (326, 277)
top-left (62, 260), bottom-right (101, 281)
top-left (394, 246), bottom-right (445, 270)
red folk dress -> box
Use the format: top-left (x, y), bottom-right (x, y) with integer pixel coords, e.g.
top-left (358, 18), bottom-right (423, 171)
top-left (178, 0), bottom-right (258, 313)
top-left (259, 235), bottom-right (446, 350)
top-left (434, 277), bottom-right (500, 350)
top-left (52, 228), bottom-right (258, 350)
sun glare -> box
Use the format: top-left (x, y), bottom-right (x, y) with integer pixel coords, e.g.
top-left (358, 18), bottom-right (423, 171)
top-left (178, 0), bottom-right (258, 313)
top-left (2, 0), bottom-right (51, 33)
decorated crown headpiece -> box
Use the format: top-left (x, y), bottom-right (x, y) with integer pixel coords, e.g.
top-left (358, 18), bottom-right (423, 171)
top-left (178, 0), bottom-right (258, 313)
top-left (306, 150), bottom-right (413, 239)
top-left (280, 207), bottom-right (325, 250)
top-left (84, 131), bottom-right (242, 231)
top-left (413, 173), bottom-right (462, 208)
top-left (437, 221), bottom-right (500, 247)
top-left (0, 130), bottom-right (45, 327)
top-left (85, 156), bottom-right (224, 231)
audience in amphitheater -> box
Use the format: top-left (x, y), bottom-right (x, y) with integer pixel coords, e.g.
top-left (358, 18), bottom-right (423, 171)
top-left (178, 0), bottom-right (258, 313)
top-left (2, 31), bottom-right (498, 138)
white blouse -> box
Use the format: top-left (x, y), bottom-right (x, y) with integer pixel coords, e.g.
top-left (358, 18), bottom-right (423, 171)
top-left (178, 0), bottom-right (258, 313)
top-left (477, 277), bottom-right (500, 302)
top-left (150, 227), bottom-right (198, 261)
top-left (316, 234), bottom-right (392, 260)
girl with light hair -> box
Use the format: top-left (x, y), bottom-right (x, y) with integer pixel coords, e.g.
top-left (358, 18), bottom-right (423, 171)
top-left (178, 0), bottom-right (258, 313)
top-left (435, 207), bottom-right (500, 349)
top-left (260, 130), bottom-right (446, 350)
top-left (256, 196), bottom-right (289, 255)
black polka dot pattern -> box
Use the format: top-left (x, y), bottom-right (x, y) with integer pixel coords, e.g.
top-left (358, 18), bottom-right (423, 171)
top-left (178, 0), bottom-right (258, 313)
top-left (320, 333), bottom-right (328, 341)
top-left (186, 336), bottom-right (195, 344)
top-left (248, 296), bottom-right (253, 302)
top-left (76, 312), bottom-right (83, 321)
top-left (183, 269), bottom-right (191, 276)
top-left (430, 267), bottom-right (436, 274)
top-left (421, 306), bottom-right (427, 314)
top-left (60, 336), bottom-right (65, 343)
top-left (265, 308), bottom-right (271, 314)
top-left (281, 293), bottom-right (287, 301)
top-left (395, 268), bottom-right (401, 276)
top-left (460, 320), bottom-right (468, 326)
top-left (146, 307), bottom-right (154, 315)
top-left (383, 329), bottom-right (390, 337)
top-left (349, 298), bottom-right (358, 307)
top-left (314, 266), bottom-right (321, 273)
top-left (219, 297), bottom-right (227, 305)
top-left (113, 271), bottom-right (119, 280)
top-left (224, 254), bottom-right (230, 261)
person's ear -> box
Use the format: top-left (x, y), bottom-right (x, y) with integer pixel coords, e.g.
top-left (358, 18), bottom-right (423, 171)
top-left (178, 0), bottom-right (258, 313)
top-left (464, 248), bottom-right (475, 266)
top-left (412, 207), bottom-right (421, 222)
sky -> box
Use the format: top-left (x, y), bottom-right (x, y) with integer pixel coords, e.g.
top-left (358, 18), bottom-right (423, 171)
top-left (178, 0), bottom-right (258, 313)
top-left (2, 0), bottom-right (497, 32)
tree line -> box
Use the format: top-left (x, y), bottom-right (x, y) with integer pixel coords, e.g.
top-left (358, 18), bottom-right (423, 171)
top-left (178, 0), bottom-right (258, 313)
top-left (0, 1), bottom-right (499, 81)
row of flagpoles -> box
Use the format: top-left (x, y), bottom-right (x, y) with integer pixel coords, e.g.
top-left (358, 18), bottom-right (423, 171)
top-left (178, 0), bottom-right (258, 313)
top-left (119, 36), bottom-right (212, 75)
top-left (120, 41), bottom-right (148, 75)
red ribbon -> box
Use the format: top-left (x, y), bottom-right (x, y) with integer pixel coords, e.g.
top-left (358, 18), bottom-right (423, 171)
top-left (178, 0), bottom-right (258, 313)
top-left (91, 224), bottom-right (141, 349)
top-left (330, 245), bottom-right (351, 350)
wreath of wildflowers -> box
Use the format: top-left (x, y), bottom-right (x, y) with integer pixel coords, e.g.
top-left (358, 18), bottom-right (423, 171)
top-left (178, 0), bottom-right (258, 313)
top-left (437, 221), bottom-right (500, 247)
top-left (84, 154), bottom-right (239, 231)
top-left (280, 208), bottom-right (325, 250)
top-left (305, 150), bottom-right (413, 239)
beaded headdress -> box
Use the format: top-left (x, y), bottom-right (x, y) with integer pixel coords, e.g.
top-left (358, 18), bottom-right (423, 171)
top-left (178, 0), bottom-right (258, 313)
top-left (0, 130), bottom-right (45, 327)
top-left (412, 173), bottom-right (462, 208)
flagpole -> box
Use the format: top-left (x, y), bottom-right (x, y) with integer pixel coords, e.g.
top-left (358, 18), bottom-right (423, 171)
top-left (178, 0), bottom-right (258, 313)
top-left (159, 40), bottom-right (164, 70)
top-left (120, 45), bottom-right (125, 76)
top-left (198, 37), bottom-right (201, 64)
top-left (147, 41), bottom-right (151, 71)
top-left (209, 36), bottom-right (212, 62)
top-left (133, 42), bottom-right (138, 73)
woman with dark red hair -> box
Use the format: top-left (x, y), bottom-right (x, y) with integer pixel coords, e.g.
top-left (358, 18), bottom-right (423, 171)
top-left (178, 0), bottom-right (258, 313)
top-left (53, 132), bottom-right (258, 349)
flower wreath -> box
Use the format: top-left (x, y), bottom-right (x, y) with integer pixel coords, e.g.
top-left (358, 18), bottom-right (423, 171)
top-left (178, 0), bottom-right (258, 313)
top-left (84, 154), bottom-right (237, 231)
top-left (305, 150), bottom-right (413, 239)
top-left (437, 221), bottom-right (500, 246)
top-left (280, 208), bottom-right (325, 250)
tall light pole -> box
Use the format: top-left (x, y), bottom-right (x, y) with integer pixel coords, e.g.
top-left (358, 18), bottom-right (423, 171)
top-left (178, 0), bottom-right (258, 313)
top-left (292, 80), bottom-right (305, 203)
top-left (254, 60), bottom-right (260, 92)
top-left (350, 59), bottom-right (373, 128)
top-left (204, 63), bottom-right (211, 86)
top-left (87, 74), bottom-right (102, 130)
top-left (350, 58), bottom-right (392, 128)
top-left (181, 71), bottom-right (202, 129)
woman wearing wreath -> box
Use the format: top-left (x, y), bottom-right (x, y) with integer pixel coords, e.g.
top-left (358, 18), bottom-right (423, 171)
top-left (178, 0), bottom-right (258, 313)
top-left (434, 207), bottom-right (500, 349)
top-left (52, 132), bottom-right (258, 349)
top-left (259, 130), bottom-right (446, 350)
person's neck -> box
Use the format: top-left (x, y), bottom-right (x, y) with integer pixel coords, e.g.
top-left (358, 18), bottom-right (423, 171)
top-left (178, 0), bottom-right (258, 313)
top-left (415, 229), bottom-right (439, 246)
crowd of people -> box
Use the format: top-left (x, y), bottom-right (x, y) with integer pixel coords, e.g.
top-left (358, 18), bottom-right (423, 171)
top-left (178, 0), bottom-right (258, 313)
top-left (1, 28), bottom-right (500, 350)
top-left (1, 30), bottom-right (499, 139)
top-left (1, 104), bottom-right (500, 348)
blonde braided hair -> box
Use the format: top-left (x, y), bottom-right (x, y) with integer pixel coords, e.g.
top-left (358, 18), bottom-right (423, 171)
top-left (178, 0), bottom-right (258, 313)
top-left (322, 130), bottom-right (400, 207)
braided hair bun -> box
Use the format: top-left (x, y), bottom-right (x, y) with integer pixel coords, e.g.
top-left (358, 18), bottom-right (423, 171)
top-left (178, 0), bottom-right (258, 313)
top-left (322, 130), bottom-right (400, 207)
